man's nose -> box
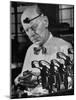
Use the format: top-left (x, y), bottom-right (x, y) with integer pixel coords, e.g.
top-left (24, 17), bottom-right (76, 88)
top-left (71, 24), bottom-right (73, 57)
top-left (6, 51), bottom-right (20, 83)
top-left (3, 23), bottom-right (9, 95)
top-left (27, 28), bottom-right (36, 37)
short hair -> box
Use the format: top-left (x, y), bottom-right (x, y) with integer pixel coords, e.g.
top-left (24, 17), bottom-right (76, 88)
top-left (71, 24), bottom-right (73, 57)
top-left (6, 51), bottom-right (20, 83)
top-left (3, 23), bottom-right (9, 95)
top-left (24, 4), bottom-right (47, 16)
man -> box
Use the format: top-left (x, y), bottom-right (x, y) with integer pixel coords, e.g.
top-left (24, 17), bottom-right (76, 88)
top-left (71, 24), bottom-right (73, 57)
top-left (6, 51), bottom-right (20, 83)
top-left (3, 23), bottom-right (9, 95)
top-left (14, 4), bottom-right (73, 90)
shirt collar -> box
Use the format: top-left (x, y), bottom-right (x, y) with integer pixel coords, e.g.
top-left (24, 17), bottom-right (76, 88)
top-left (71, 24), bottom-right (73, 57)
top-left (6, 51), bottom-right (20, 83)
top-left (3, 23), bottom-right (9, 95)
top-left (44, 32), bottom-right (53, 46)
top-left (47, 32), bottom-right (52, 41)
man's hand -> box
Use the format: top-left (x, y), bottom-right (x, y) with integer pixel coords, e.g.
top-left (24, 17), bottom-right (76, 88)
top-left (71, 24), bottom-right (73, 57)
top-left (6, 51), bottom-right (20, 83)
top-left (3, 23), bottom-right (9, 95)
top-left (14, 70), bottom-right (39, 88)
top-left (14, 74), bottom-right (22, 85)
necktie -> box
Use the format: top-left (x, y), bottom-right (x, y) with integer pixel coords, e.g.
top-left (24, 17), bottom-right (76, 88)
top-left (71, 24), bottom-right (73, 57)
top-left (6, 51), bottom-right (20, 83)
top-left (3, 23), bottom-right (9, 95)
top-left (34, 46), bottom-right (47, 55)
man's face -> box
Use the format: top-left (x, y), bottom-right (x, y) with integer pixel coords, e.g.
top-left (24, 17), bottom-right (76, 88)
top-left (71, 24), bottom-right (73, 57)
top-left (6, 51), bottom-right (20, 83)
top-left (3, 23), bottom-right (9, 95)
top-left (21, 8), bottom-right (48, 45)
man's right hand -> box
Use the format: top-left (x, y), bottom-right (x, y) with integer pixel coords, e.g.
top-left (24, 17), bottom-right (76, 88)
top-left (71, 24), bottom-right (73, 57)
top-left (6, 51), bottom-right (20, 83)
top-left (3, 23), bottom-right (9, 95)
top-left (14, 74), bottom-right (22, 85)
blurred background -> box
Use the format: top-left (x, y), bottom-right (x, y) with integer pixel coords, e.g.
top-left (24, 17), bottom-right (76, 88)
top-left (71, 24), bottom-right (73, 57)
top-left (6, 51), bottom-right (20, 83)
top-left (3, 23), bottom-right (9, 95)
top-left (10, 1), bottom-right (74, 85)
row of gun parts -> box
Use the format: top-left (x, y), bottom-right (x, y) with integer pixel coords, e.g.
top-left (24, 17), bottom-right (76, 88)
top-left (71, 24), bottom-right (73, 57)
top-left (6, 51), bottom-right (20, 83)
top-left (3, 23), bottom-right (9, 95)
top-left (23, 51), bottom-right (73, 90)
top-left (13, 49), bottom-right (73, 97)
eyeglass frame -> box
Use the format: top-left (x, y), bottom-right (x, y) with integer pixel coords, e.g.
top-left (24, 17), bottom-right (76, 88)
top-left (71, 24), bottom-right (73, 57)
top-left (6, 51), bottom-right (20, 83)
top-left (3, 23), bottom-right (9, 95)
top-left (23, 13), bottom-right (42, 24)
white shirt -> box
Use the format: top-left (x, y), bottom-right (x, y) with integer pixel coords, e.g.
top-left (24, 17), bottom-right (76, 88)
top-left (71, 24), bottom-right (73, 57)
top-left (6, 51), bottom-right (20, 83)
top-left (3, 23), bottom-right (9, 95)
top-left (21, 34), bottom-right (72, 75)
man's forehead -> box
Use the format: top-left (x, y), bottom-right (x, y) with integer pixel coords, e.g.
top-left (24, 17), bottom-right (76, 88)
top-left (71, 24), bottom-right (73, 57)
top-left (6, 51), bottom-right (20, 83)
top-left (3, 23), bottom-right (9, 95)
top-left (21, 6), bottom-right (38, 19)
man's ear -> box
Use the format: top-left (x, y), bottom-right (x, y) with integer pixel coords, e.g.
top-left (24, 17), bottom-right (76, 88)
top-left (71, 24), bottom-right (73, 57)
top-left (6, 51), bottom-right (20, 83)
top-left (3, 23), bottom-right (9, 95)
top-left (43, 16), bottom-right (49, 27)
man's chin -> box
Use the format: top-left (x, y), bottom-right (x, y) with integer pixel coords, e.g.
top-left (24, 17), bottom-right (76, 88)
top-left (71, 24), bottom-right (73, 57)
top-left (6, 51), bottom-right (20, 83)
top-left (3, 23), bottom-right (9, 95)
top-left (35, 41), bottom-right (41, 45)
top-left (31, 39), bottom-right (44, 45)
top-left (35, 41), bottom-right (44, 46)
top-left (32, 40), bottom-right (42, 45)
